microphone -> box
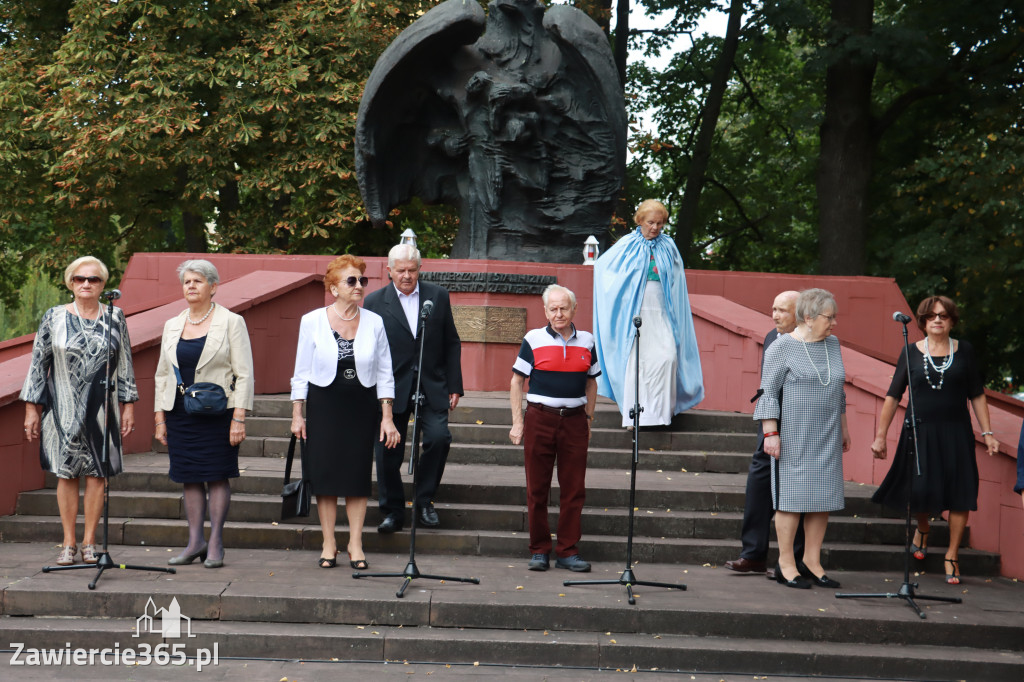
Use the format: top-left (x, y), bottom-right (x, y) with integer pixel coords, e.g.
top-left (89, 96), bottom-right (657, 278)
top-left (420, 300), bottom-right (434, 319)
top-left (102, 289), bottom-right (122, 301)
top-left (892, 311), bottom-right (912, 324)
top-left (633, 315), bottom-right (642, 328)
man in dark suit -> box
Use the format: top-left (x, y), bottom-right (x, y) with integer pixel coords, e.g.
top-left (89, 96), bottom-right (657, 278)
top-left (364, 244), bottom-right (463, 532)
top-left (725, 290), bottom-right (805, 579)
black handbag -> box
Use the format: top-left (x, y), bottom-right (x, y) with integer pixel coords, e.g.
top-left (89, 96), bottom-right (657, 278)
top-left (173, 365), bottom-right (228, 416)
top-left (281, 434), bottom-right (312, 520)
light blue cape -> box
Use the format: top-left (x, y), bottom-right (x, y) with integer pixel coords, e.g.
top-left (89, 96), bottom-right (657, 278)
top-left (592, 228), bottom-right (704, 413)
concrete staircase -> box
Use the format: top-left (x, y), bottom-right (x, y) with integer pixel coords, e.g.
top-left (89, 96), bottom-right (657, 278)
top-left (1, 393), bottom-right (1021, 680)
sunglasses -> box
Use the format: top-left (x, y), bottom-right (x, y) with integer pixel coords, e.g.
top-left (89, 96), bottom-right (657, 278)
top-left (922, 312), bottom-right (950, 321)
top-left (72, 275), bottom-right (103, 284)
top-left (343, 276), bottom-right (369, 287)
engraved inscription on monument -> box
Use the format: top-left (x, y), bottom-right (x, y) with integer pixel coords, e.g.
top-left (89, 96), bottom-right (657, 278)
top-left (452, 306), bottom-right (527, 344)
top-left (420, 272), bottom-right (555, 295)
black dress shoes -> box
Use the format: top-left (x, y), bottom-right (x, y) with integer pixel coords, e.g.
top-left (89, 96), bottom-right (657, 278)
top-left (797, 559), bottom-right (841, 588)
top-left (419, 504), bottom-right (440, 527)
top-left (774, 563), bottom-right (812, 589)
top-left (724, 557), bottom-right (767, 573)
top-left (377, 515), bottom-right (404, 534)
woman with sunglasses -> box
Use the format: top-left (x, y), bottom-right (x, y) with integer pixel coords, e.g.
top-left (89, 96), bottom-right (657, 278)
top-left (871, 295), bottom-right (999, 584)
top-left (21, 256), bottom-right (139, 566)
top-left (153, 259), bottom-right (254, 568)
top-left (290, 255), bottom-right (401, 569)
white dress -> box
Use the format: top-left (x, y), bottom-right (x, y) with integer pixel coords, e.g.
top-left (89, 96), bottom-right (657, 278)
top-left (621, 282), bottom-right (677, 427)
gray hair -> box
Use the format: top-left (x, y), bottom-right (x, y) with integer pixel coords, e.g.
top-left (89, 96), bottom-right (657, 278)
top-left (796, 288), bottom-right (837, 321)
top-left (542, 284), bottom-right (577, 309)
top-left (63, 256), bottom-right (109, 288)
top-left (387, 243), bottom-right (421, 268)
top-left (176, 259), bottom-right (220, 285)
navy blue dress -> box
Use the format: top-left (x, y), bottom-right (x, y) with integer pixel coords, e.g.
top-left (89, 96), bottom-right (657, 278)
top-left (165, 336), bottom-right (239, 483)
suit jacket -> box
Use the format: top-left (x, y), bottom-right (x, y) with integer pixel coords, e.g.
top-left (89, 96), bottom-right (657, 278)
top-left (154, 304), bottom-right (255, 412)
top-left (289, 306), bottom-right (395, 400)
top-left (363, 280), bottom-right (463, 414)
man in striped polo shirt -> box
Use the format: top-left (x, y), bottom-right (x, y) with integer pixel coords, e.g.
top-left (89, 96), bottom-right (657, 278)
top-left (509, 284), bottom-right (600, 572)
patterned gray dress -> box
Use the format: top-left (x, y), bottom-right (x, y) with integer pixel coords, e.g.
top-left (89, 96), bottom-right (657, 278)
top-left (753, 333), bottom-right (846, 512)
top-left (20, 305), bottom-right (139, 479)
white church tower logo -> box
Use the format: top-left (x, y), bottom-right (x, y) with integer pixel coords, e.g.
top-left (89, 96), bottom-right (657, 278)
top-left (135, 597), bottom-right (195, 638)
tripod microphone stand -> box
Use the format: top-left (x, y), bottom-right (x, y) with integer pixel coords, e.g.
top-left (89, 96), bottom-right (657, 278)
top-left (835, 312), bottom-right (960, 618)
top-left (353, 300), bottom-right (479, 597)
top-left (564, 315), bottom-right (686, 605)
top-left (42, 290), bottom-right (176, 589)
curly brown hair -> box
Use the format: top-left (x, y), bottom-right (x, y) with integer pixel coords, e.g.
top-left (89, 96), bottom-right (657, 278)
top-left (915, 295), bottom-right (959, 330)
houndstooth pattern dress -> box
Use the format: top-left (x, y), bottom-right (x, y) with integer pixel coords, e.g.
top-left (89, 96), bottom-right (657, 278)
top-left (753, 333), bottom-right (846, 512)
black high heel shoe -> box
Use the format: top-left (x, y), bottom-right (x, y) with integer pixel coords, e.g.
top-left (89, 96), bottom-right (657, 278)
top-left (168, 544), bottom-right (208, 566)
top-left (796, 560), bottom-right (840, 588)
top-left (775, 563), bottom-right (811, 589)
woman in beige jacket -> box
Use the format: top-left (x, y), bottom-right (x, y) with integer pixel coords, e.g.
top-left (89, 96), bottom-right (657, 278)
top-left (154, 260), bottom-right (254, 568)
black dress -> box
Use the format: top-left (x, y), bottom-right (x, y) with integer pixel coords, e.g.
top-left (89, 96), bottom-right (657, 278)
top-left (871, 340), bottom-right (984, 513)
top-left (305, 332), bottom-right (377, 497)
top-left (165, 336), bottom-right (239, 483)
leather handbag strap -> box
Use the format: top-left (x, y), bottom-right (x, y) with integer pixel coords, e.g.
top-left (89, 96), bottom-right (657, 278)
top-left (283, 434), bottom-right (306, 484)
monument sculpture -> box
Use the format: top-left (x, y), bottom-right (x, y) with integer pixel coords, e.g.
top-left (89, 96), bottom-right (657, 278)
top-left (355, 0), bottom-right (626, 262)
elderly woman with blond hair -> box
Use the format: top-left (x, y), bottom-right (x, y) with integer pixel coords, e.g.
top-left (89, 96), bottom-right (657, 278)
top-left (593, 199), bottom-right (704, 427)
top-left (290, 255), bottom-right (401, 569)
top-left (154, 259), bottom-right (254, 569)
top-left (22, 256), bottom-right (138, 566)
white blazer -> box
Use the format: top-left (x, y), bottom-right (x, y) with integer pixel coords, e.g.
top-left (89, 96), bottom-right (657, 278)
top-left (290, 306), bottom-right (395, 400)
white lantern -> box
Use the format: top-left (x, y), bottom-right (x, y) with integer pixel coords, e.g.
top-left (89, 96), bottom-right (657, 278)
top-left (583, 235), bottom-right (600, 265)
top-left (400, 228), bottom-right (417, 248)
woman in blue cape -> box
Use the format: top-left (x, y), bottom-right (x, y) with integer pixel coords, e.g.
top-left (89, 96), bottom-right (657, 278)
top-left (593, 200), bottom-right (704, 427)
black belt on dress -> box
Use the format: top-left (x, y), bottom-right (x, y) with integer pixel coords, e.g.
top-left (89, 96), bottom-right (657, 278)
top-left (528, 403), bottom-right (585, 417)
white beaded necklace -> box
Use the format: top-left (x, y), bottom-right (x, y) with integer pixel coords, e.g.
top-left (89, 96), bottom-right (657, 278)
top-left (72, 300), bottom-right (101, 329)
top-left (331, 302), bottom-right (358, 321)
top-left (187, 302), bottom-right (215, 325)
top-left (922, 337), bottom-right (954, 390)
top-left (797, 329), bottom-right (831, 386)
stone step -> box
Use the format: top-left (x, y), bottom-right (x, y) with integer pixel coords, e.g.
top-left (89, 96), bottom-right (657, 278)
top-left (33, 455), bottom-right (891, 518)
top-left (0, 514), bottom-right (995, 575)
top-left (0, 545), bottom-right (1019, 680)
top-left (0, 617), bottom-right (1020, 680)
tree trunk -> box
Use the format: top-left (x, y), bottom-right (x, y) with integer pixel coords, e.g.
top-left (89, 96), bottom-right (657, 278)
top-left (614, 0), bottom-right (628, 90)
top-left (816, 0), bottom-right (876, 275)
top-left (673, 0), bottom-right (744, 259)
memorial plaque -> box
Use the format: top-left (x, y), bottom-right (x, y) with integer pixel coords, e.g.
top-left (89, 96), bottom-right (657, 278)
top-left (420, 271), bottom-right (555, 295)
top-left (452, 306), bottom-right (527, 344)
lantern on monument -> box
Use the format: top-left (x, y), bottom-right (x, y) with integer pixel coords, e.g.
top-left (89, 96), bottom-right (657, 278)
top-left (583, 235), bottom-right (600, 265)
top-left (400, 228), bottom-right (417, 249)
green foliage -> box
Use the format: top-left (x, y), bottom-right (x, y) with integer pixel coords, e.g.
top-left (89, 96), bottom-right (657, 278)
top-left (0, 270), bottom-right (64, 341)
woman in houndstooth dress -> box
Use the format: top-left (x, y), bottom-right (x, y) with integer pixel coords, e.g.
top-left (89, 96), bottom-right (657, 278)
top-left (755, 288), bottom-right (851, 589)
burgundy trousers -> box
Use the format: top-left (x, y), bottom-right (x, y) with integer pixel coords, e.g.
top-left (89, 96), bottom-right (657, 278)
top-left (523, 403), bottom-right (589, 557)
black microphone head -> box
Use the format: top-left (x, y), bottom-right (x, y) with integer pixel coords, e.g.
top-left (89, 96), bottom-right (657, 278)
top-left (421, 300), bottom-right (434, 317)
top-left (102, 289), bottom-right (122, 301)
top-left (633, 315), bottom-right (642, 328)
top-left (892, 311), bottom-right (912, 324)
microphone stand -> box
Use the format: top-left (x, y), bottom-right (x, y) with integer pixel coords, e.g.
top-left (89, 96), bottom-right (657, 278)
top-left (835, 314), bottom-right (960, 618)
top-left (564, 314), bottom-right (686, 604)
top-left (43, 291), bottom-right (176, 589)
top-left (353, 302), bottom-right (479, 597)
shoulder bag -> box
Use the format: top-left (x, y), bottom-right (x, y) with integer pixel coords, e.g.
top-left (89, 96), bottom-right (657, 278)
top-left (281, 434), bottom-right (312, 520)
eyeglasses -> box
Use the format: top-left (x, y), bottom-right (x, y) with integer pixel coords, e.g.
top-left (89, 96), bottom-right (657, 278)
top-left (817, 313), bottom-right (836, 322)
top-left (72, 276), bottom-right (103, 284)
top-left (344, 276), bottom-right (369, 287)
top-left (922, 312), bottom-right (950, 322)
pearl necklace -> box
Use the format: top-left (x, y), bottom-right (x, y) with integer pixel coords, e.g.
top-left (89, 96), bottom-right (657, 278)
top-left (331, 302), bottom-right (358, 321)
top-left (187, 302), bottom-right (215, 325)
top-left (72, 300), bottom-right (101, 329)
top-left (797, 329), bottom-right (831, 386)
top-left (922, 337), bottom-right (954, 390)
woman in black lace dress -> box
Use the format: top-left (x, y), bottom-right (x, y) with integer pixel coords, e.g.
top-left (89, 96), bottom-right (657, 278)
top-left (871, 296), bottom-right (1000, 584)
